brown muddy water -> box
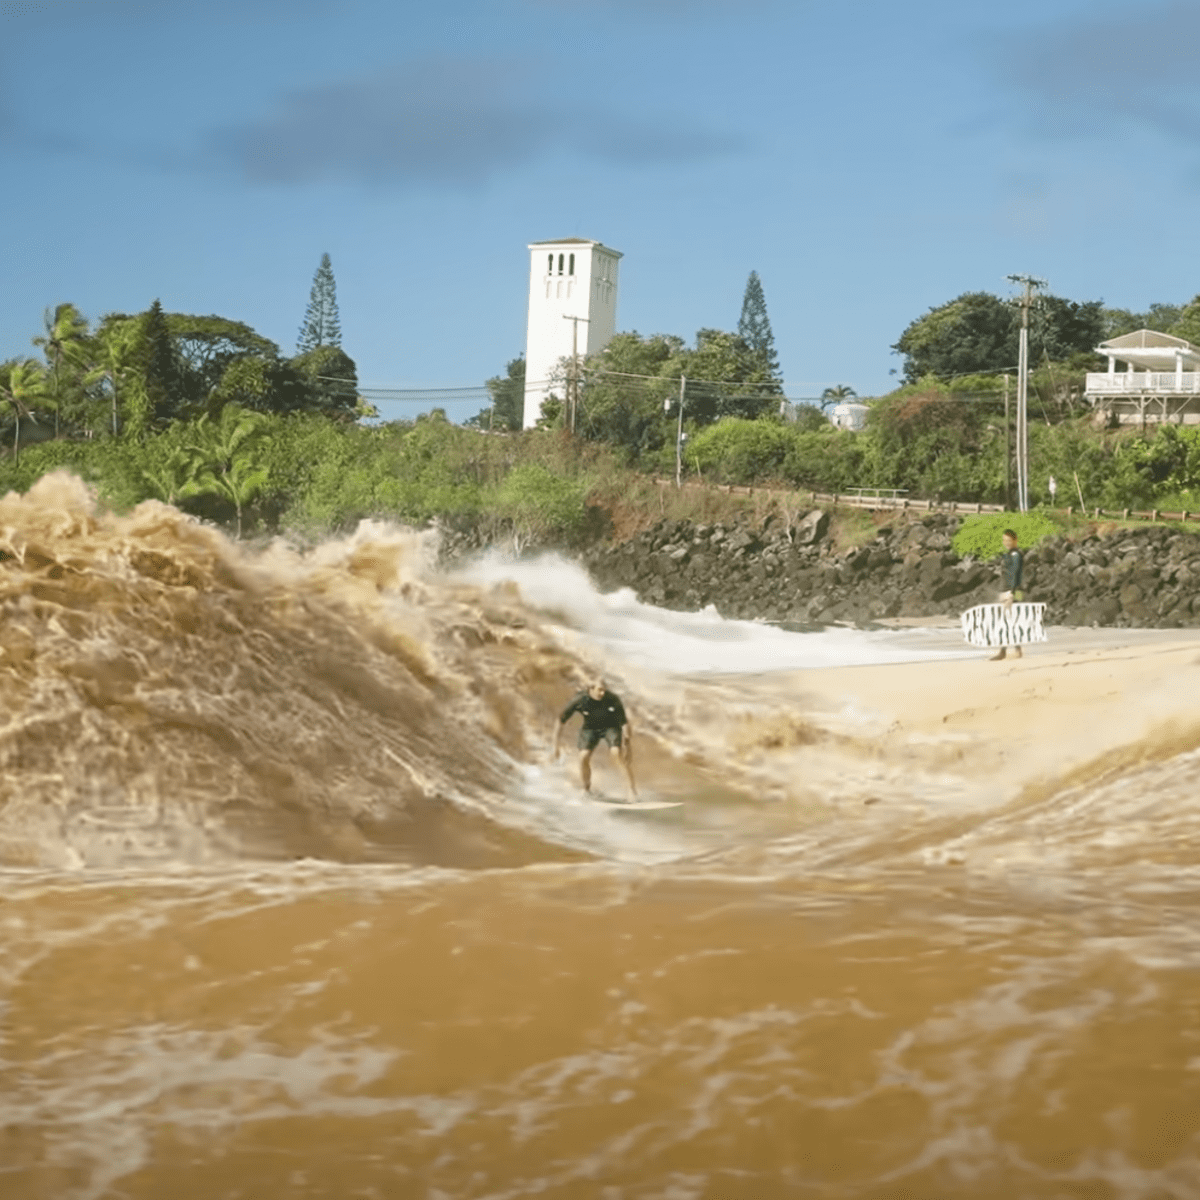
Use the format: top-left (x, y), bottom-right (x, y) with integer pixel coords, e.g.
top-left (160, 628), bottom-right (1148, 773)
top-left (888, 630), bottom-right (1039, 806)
top-left (1, 474), bottom-right (1198, 1199)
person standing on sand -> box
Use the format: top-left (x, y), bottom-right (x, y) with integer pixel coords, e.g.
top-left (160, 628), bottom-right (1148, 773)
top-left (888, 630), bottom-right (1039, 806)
top-left (553, 679), bottom-right (638, 802)
top-left (992, 528), bottom-right (1025, 661)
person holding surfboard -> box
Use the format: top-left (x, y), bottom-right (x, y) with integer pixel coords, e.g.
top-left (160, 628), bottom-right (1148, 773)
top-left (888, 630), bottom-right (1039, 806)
top-left (553, 679), bottom-right (638, 802)
top-left (991, 529), bottom-right (1025, 661)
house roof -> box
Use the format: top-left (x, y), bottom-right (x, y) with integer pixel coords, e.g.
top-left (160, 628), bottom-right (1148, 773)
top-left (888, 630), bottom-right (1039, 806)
top-left (1098, 329), bottom-right (1200, 370)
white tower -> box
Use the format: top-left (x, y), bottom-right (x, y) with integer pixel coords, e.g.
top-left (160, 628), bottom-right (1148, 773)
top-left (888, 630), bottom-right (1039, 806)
top-left (523, 238), bottom-right (622, 429)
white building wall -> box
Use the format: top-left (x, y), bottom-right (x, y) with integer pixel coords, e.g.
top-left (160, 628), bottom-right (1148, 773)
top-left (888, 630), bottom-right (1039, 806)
top-left (831, 403), bottom-right (869, 431)
top-left (523, 239), bottom-right (622, 429)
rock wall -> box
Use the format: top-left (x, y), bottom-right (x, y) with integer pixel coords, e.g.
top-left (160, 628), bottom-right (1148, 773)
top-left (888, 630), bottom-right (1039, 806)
top-left (437, 508), bottom-right (1200, 628)
top-left (578, 511), bottom-right (1200, 629)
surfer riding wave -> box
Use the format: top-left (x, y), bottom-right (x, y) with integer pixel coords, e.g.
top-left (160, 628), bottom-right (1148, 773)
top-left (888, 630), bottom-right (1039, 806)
top-left (553, 679), bottom-right (639, 802)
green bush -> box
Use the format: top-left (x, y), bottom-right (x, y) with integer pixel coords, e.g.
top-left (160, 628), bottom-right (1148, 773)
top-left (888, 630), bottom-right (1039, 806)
top-left (689, 418), bottom-right (794, 484)
top-left (493, 464), bottom-right (588, 544)
top-left (952, 511), bottom-right (1062, 560)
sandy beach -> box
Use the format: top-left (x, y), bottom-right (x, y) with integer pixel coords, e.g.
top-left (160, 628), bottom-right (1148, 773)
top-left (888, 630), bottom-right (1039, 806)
top-left (785, 627), bottom-right (1200, 799)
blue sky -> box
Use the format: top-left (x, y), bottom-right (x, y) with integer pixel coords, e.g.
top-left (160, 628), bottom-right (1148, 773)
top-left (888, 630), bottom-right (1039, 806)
top-left (4, 0), bottom-right (1200, 422)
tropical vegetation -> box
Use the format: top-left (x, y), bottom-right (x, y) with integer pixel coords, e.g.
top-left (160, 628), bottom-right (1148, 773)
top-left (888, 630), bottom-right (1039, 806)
top-left (5, 282), bottom-right (1200, 546)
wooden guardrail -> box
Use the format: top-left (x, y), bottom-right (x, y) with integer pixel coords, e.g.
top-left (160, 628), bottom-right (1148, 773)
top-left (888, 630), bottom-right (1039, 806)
top-left (654, 477), bottom-right (1004, 514)
top-left (654, 478), bottom-right (1199, 524)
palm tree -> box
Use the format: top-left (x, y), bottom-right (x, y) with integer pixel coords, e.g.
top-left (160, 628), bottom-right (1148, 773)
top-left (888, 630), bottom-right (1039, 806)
top-left (184, 405), bottom-right (271, 537)
top-left (33, 303), bottom-right (90, 437)
top-left (86, 319), bottom-right (142, 437)
top-left (140, 444), bottom-right (200, 506)
top-left (0, 359), bottom-right (49, 465)
top-left (820, 384), bottom-right (858, 411)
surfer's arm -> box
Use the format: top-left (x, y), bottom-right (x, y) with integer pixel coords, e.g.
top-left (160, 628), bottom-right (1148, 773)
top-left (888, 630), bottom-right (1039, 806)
top-left (553, 698), bottom-right (580, 759)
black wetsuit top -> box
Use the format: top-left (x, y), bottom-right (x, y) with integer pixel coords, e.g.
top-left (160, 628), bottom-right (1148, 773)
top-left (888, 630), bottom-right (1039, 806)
top-left (559, 690), bottom-right (628, 731)
top-left (1001, 547), bottom-right (1024, 591)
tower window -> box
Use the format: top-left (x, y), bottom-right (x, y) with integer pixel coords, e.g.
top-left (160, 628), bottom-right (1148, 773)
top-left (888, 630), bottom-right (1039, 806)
top-left (568, 253), bottom-right (575, 276)
top-left (558, 253), bottom-right (564, 275)
top-left (548, 253), bottom-right (554, 275)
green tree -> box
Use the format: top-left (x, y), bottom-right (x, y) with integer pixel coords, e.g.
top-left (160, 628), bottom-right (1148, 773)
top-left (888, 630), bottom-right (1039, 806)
top-left (136, 425), bottom-right (201, 506)
top-left (211, 355), bottom-right (312, 417)
top-left (894, 291), bottom-right (1108, 385)
top-left (820, 383), bottom-right (857, 410)
top-left (184, 405), bottom-right (271, 536)
top-left (88, 318), bottom-right (149, 437)
top-left (1103, 302), bottom-right (1185, 340)
top-left (1168, 296), bottom-right (1200, 346)
top-left (33, 303), bottom-right (91, 436)
top-left (0, 359), bottom-right (49, 464)
top-left (1034, 296), bottom-right (1105, 363)
top-left (167, 313), bottom-right (279, 404)
top-left (494, 464), bottom-right (588, 550)
top-left (141, 300), bottom-right (187, 427)
top-left (864, 382), bottom-right (999, 499)
top-left (737, 270), bottom-right (781, 382)
top-left (577, 332), bottom-right (681, 457)
top-left (297, 252), bottom-right (342, 353)
top-left (681, 328), bottom-right (782, 422)
top-left (893, 292), bottom-right (1017, 384)
top-left (471, 355), bottom-right (525, 431)
top-left (289, 343), bottom-right (360, 420)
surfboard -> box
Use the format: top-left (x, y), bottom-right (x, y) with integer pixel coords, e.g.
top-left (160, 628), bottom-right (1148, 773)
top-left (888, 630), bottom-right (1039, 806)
top-left (960, 601), bottom-right (1048, 649)
top-left (592, 798), bottom-right (683, 811)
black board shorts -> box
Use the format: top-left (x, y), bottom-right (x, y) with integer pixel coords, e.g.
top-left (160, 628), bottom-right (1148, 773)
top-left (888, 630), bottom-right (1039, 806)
top-left (578, 726), bottom-right (622, 751)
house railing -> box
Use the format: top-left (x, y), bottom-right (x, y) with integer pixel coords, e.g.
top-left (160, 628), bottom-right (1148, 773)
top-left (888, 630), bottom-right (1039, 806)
top-left (1085, 371), bottom-right (1200, 395)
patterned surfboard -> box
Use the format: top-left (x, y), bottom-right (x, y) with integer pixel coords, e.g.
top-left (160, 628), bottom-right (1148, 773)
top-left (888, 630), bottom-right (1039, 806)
top-left (960, 602), bottom-right (1048, 649)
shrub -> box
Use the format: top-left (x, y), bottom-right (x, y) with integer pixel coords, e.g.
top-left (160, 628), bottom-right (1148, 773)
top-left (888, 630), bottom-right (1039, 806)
top-left (952, 511), bottom-right (1063, 560)
top-left (688, 418), bottom-right (794, 484)
top-left (493, 464), bottom-right (589, 546)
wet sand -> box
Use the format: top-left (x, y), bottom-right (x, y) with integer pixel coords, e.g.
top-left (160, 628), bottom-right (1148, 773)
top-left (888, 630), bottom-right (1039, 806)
top-left (792, 627), bottom-right (1200, 793)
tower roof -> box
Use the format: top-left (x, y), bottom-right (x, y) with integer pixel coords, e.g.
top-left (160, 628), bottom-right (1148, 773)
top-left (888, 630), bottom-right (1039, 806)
top-left (528, 237), bottom-right (623, 257)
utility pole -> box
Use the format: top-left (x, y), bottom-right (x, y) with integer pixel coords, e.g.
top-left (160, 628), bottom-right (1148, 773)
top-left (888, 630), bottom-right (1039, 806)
top-left (1003, 372), bottom-right (1010, 510)
top-left (663, 375), bottom-right (687, 487)
top-left (676, 375), bottom-right (686, 488)
top-left (1006, 274), bottom-right (1045, 512)
top-left (562, 314), bottom-right (589, 434)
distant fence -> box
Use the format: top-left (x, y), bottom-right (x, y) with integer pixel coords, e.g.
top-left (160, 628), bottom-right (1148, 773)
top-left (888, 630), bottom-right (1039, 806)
top-left (653, 478), bottom-right (1199, 524)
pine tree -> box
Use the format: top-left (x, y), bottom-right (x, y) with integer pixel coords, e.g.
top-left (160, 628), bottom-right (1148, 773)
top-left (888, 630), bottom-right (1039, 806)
top-left (737, 270), bottom-right (781, 382)
top-left (297, 253), bottom-right (342, 353)
top-left (143, 299), bottom-right (181, 426)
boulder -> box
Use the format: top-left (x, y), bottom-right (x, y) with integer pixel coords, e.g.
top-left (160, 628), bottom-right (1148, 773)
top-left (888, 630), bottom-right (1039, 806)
top-left (793, 509), bottom-right (830, 546)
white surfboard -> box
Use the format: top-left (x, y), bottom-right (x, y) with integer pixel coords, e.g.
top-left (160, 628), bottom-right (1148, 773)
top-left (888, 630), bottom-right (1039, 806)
top-left (960, 601), bottom-right (1048, 649)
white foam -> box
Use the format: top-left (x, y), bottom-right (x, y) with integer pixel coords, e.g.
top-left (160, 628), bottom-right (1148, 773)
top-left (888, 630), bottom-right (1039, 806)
top-left (454, 552), bottom-right (973, 675)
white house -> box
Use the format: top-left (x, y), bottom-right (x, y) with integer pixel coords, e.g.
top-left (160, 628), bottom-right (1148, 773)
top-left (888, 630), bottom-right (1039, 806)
top-left (830, 402), bottom-right (870, 431)
top-left (1085, 329), bottom-right (1200, 424)
top-left (523, 238), bottom-right (622, 429)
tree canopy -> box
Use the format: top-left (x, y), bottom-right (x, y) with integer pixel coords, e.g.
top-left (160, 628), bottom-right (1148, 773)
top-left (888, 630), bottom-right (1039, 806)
top-left (892, 291), bottom-right (1105, 384)
top-left (569, 327), bottom-right (783, 460)
top-left (469, 355), bottom-right (525, 431)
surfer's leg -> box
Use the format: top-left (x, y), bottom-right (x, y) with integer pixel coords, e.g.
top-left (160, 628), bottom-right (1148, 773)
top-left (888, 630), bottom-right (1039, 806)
top-left (578, 749), bottom-right (594, 792)
top-left (610, 739), bottom-right (637, 802)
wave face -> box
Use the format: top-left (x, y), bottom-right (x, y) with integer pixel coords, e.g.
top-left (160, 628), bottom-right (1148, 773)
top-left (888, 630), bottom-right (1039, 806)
top-left (2, 475), bottom-right (1199, 1199)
